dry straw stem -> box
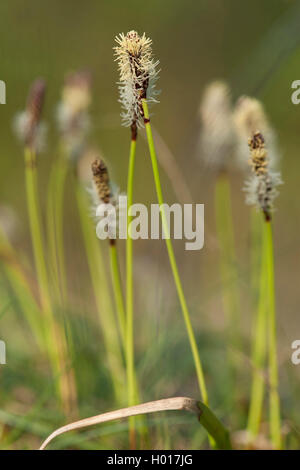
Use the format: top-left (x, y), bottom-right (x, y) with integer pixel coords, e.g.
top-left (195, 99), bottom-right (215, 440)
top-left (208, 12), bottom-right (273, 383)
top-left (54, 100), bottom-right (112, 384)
top-left (39, 397), bottom-right (231, 450)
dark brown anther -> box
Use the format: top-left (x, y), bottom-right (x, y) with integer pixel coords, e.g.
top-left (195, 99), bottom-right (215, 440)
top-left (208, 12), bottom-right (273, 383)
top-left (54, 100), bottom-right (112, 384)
top-left (248, 131), bottom-right (264, 150)
top-left (248, 130), bottom-right (268, 177)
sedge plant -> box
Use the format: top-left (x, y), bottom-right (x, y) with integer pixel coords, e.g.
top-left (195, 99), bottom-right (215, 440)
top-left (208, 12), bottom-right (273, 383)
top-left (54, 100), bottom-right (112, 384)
top-left (46, 73), bottom-right (94, 414)
top-left (14, 79), bottom-right (75, 414)
top-left (244, 131), bottom-right (283, 449)
top-left (114, 30), bottom-right (158, 445)
top-left (114, 31), bottom-right (209, 410)
top-left (199, 82), bottom-right (241, 369)
top-left (47, 71), bottom-right (92, 309)
top-left (75, 175), bottom-right (125, 406)
top-left (91, 158), bottom-right (126, 345)
top-left (90, 158), bottom-right (147, 443)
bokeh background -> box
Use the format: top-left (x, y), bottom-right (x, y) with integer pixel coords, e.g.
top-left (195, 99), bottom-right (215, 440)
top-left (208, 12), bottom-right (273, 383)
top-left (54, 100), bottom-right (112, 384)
top-left (0, 0), bottom-right (300, 449)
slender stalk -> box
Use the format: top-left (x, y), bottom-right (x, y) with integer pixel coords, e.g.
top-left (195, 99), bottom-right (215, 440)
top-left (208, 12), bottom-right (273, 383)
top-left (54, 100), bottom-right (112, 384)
top-left (265, 220), bottom-right (281, 449)
top-left (142, 99), bottom-right (208, 405)
top-left (76, 183), bottom-right (125, 406)
top-left (214, 173), bottom-right (240, 347)
top-left (25, 148), bottom-right (52, 315)
top-left (109, 242), bottom-right (126, 345)
top-left (24, 147), bottom-right (72, 413)
top-left (47, 164), bottom-right (60, 294)
top-left (47, 147), bottom-right (82, 384)
top-left (47, 150), bottom-right (69, 303)
top-left (126, 132), bottom-right (137, 446)
top-left (46, 150), bottom-right (78, 416)
top-left (250, 208), bottom-right (262, 300)
top-left (247, 215), bottom-right (267, 440)
top-left (109, 235), bottom-right (148, 447)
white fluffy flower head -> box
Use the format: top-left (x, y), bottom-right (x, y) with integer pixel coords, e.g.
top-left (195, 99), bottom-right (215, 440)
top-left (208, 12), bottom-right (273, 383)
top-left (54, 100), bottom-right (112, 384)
top-left (198, 81), bottom-right (236, 171)
top-left (114, 30), bottom-right (159, 127)
top-left (56, 71), bottom-right (91, 161)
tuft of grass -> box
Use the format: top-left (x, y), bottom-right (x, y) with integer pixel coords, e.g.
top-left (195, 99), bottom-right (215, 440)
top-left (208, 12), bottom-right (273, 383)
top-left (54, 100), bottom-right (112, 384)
top-left (24, 146), bottom-right (75, 414)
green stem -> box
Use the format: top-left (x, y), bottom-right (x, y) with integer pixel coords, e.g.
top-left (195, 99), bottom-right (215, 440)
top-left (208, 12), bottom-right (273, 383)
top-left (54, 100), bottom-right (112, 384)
top-left (142, 99), bottom-right (208, 406)
top-left (247, 214), bottom-right (267, 440)
top-left (265, 220), bottom-right (281, 449)
top-left (110, 235), bottom-right (147, 447)
top-left (47, 152), bottom-right (78, 373)
top-left (197, 401), bottom-right (232, 450)
top-left (250, 208), bottom-right (262, 301)
top-left (24, 147), bottom-right (71, 411)
top-left (47, 152), bottom-right (78, 415)
top-left (109, 242), bottom-right (126, 346)
top-left (47, 163), bottom-right (60, 294)
top-left (49, 151), bottom-right (68, 303)
top-left (76, 183), bottom-right (125, 406)
top-left (25, 148), bottom-right (52, 315)
top-left (126, 136), bottom-right (137, 446)
top-left (214, 174), bottom-right (240, 347)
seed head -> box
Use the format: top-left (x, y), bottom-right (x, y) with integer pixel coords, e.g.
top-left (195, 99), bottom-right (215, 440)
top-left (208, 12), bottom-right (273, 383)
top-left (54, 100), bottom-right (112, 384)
top-left (90, 158), bottom-right (125, 243)
top-left (198, 81), bottom-right (235, 171)
top-left (56, 70), bottom-right (91, 161)
top-left (13, 78), bottom-right (47, 152)
top-left (244, 131), bottom-right (283, 220)
top-left (91, 159), bottom-right (111, 204)
top-left (114, 30), bottom-right (159, 127)
top-left (248, 131), bottom-right (268, 176)
top-left (233, 96), bottom-right (280, 170)
top-left (26, 79), bottom-right (46, 131)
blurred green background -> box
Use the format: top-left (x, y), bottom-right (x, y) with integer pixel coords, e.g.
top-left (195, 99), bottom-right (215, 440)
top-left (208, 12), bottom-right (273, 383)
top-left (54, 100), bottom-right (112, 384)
top-left (0, 0), bottom-right (300, 449)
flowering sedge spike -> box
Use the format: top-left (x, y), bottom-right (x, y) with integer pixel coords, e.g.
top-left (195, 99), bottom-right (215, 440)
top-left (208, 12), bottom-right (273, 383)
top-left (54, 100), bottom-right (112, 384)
top-left (244, 131), bottom-right (283, 221)
top-left (56, 70), bottom-right (91, 161)
top-left (233, 96), bottom-right (280, 171)
top-left (91, 159), bottom-right (112, 204)
top-left (91, 159), bottom-right (125, 244)
top-left (13, 78), bottom-right (47, 153)
top-left (114, 30), bottom-right (159, 132)
top-left (198, 81), bottom-right (235, 171)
